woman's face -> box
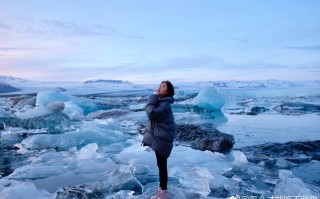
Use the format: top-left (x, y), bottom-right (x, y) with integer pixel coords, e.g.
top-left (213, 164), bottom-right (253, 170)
top-left (157, 82), bottom-right (168, 97)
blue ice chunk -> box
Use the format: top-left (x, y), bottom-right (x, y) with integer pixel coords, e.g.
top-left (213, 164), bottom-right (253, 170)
top-left (36, 91), bottom-right (98, 115)
top-left (0, 112), bottom-right (69, 132)
top-left (171, 166), bottom-right (213, 197)
top-left (0, 179), bottom-right (53, 199)
top-left (273, 170), bottom-right (319, 196)
top-left (55, 166), bottom-right (143, 197)
top-left (21, 128), bottom-right (128, 150)
top-left (193, 87), bottom-right (226, 110)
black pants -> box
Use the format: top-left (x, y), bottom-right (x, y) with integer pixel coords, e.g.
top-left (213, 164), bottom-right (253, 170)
top-left (155, 151), bottom-right (168, 190)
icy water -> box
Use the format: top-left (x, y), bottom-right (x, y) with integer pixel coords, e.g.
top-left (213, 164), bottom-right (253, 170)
top-left (0, 86), bottom-right (319, 198)
top-left (218, 113), bottom-right (320, 148)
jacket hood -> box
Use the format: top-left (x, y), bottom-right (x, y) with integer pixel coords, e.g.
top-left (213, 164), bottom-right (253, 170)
top-left (160, 96), bottom-right (174, 104)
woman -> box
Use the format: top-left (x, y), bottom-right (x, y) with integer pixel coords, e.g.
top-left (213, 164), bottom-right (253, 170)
top-left (142, 80), bottom-right (176, 199)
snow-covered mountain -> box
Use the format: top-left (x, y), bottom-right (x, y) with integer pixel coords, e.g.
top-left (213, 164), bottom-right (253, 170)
top-left (0, 75), bottom-right (39, 86)
top-left (0, 75), bottom-right (320, 95)
top-left (81, 79), bottom-right (143, 91)
top-left (83, 79), bottom-right (133, 85)
top-left (0, 82), bottom-right (20, 93)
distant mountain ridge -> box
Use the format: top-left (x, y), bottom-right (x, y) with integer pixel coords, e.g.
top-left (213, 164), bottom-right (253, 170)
top-left (0, 82), bottom-right (20, 93)
top-left (0, 75), bottom-right (41, 86)
top-left (0, 75), bottom-right (30, 83)
top-left (1, 76), bottom-right (320, 90)
top-left (83, 79), bottom-right (133, 85)
top-left (199, 80), bottom-right (320, 88)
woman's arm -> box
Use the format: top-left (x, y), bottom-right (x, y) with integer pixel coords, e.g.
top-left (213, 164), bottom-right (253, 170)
top-left (146, 94), bottom-right (168, 121)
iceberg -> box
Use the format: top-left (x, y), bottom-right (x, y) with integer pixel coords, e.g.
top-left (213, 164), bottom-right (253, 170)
top-left (13, 100), bottom-right (64, 119)
top-left (193, 86), bottom-right (227, 111)
top-left (36, 91), bottom-right (99, 115)
top-left (0, 112), bottom-right (70, 133)
top-left (36, 91), bottom-right (69, 106)
top-left (21, 122), bottom-right (128, 150)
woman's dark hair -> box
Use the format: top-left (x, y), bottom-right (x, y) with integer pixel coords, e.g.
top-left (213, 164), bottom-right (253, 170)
top-left (162, 80), bottom-right (174, 97)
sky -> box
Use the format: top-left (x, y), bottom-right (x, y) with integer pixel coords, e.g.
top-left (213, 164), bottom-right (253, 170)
top-left (0, 0), bottom-right (320, 83)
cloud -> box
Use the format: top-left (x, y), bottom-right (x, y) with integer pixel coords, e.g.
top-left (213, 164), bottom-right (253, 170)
top-left (0, 47), bottom-right (41, 52)
top-left (131, 55), bottom-right (227, 72)
top-left (9, 19), bottom-right (146, 39)
top-left (290, 63), bottom-right (320, 70)
top-left (163, 55), bottom-right (219, 69)
top-left (285, 44), bottom-right (320, 51)
top-left (159, 54), bottom-right (290, 72)
top-left (0, 22), bottom-right (12, 30)
top-left (228, 37), bottom-right (251, 43)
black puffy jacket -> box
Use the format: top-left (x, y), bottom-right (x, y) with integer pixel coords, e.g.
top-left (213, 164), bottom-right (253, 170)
top-left (142, 94), bottom-right (176, 158)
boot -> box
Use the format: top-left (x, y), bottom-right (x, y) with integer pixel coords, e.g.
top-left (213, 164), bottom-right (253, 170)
top-left (158, 189), bottom-right (170, 199)
top-left (150, 187), bottom-right (161, 199)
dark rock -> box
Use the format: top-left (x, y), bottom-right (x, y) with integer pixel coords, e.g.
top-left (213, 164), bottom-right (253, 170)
top-left (221, 166), bottom-right (274, 197)
top-left (208, 187), bottom-right (230, 198)
top-left (0, 145), bottom-right (29, 178)
top-left (229, 111), bottom-right (246, 115)
top-left (249, 106), bottom-right (267, 115)
top-left (0, 154), bottom-right (14, 177)
top-left (240, 140), bottom-right (320, 164)
top-left (0, 121), bottom-right (4, 130)
top-left (56, 187), bottom-right (105, 199)
top-left (175, 124), bottom-right (234, 154)
top-left (229, 106), bottom-right (268, 115)
top-left (45, 101), bottom-right (65, 112)
top-left (0, 112), bottom-right (70, 133)
top-left (8, 95), bottom-right (36, 109)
